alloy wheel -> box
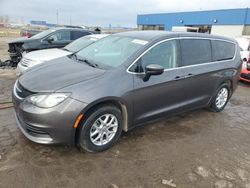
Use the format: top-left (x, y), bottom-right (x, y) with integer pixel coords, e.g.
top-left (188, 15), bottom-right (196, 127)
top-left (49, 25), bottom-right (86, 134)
top-left (215, 87), bottom-right (229, 109)
top-left (90, 114), bottom-right (118, 146)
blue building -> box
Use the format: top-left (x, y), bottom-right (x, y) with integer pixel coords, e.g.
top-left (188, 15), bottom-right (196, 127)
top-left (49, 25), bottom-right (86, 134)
top-left (137, 8), bottom-right (250, 37)
top-left (30, 20), bottom-right (57, 28)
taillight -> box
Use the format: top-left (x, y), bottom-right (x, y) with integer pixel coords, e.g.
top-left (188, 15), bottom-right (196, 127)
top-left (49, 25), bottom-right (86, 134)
top-left (247, 56), bottom-right (250, 70)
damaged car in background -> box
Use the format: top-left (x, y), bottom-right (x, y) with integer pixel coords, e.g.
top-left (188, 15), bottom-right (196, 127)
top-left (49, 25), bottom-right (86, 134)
top-left (8, 27), bottom-right (95, 67)
top-left (17, 34), bottom-right (109, 74)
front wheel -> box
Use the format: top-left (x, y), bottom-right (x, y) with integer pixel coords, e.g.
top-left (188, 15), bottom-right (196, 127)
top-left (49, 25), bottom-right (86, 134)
top-left (209, 84), bottom-right (230, 112)
top-left (77, 105), bottom-right (123, 152)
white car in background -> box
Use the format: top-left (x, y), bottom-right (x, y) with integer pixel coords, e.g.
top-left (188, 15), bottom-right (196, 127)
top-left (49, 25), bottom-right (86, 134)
top-left (17, 34), bottom-right (108, 74)
top-left (235, 37), bottom-right (250, 65)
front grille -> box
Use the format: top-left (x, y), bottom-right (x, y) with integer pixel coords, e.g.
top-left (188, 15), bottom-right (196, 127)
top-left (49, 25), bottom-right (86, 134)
top-left (8, 43), bottom-right (16, 53)
top-left (26, 124), bottom-right (48, 135)
top-left (20, 58), bottom-right (32, 67)
top-left (16, 114), bottom-right (50, 138)
top-left (14, 81), bottom-right (34, 100)
top-left (241, 73), bottom-right (250, 80)
top-left (8, 43), bottom-right (24, 66)
top-left (9, 52), bottom-right (18, 57)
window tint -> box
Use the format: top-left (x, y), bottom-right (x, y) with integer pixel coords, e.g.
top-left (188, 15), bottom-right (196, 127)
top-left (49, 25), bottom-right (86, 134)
top-left (135, 40), bottom-right (179, 72)
top-left (71, 31), bottom-right (90, 40)
top-left (47, 31), bottom-right (70, 41)
top-left (180, 39), bottom-right (212, 66)
top-left (211, 40), bottom-right (235, 61)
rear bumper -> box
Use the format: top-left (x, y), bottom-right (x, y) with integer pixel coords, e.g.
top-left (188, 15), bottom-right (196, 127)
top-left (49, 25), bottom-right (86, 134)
top-left (12, 92), bottom-right (87, 146)
top-left (240, 68), bottom-right (250, 82)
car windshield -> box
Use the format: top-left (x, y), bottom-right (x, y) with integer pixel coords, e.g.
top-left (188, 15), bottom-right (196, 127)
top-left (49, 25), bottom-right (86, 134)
top-left (31, 29), bottom-right (56, 39)
top-left (64, 36), bottom-right (97, 52)
top-left (75, 36), bottom-right (147, 69)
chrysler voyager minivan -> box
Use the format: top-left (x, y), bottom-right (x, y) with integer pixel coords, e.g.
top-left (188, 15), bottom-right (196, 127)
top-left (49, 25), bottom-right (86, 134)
top-left (13, 31), bottom-right (241, 152)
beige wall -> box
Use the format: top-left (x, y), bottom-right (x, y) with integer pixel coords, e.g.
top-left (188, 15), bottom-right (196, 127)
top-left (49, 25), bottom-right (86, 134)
top-left (243, 25), bottom-right (250, 35)
top-left (211, 25), bottom-right (244, 38)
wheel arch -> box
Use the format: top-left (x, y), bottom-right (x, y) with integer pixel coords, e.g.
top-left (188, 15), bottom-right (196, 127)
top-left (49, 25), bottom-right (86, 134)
top-left (75, 97), bottom-right (129, 144)
top-left (220, 79), bottom-right (233, 97)
top-left (208, 78), bottom-right (233, 107)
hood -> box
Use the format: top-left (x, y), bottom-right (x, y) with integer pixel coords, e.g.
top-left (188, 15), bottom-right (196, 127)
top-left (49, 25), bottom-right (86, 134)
top-left (24, 48), bottom-right (72, 62)
top-left (19, 56), bottom-right (105, 92)
top-left (9, 37), bottom-right (38, 44)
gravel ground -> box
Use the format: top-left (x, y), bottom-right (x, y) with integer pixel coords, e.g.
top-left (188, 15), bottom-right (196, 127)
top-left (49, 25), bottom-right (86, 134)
top-left (0, 37), bottom-right (15, 62)
top-left (1, 37), bottom-right (250, 188)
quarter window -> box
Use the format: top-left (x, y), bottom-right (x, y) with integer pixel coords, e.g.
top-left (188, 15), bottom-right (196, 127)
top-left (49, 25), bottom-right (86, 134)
top-left (180, 39), bottom-right (212, 66)
top-left (211, 40), bottom-right (235, 61)
top-left (134, 40), bottom-right (179, 72)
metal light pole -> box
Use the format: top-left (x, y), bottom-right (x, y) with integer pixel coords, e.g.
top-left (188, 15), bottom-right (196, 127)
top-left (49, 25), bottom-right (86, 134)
top-left (56, 9), bottom-right (59, 25)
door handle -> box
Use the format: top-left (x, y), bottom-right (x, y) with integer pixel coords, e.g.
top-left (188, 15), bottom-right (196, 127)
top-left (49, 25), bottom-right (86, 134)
top-left (184, 73), bottom-right (194, 78)
top-left (175, 74), bottom-right (194, 81)
top-left (174, 75), bottom-right (185, 81)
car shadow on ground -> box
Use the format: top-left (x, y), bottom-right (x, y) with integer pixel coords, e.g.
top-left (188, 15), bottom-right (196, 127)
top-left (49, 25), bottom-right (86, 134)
top-left (13, 108), bottom-right (210, 156)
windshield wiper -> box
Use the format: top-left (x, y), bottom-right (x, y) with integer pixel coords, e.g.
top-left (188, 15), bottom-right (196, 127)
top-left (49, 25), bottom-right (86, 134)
top-left (70, 54), bottom-right (99, 68)
top-left (63, 48), bottom-right (70, 52)
top-left (70, 53), bottom-right (78, 60)
top-left (77, 57), bottom-right (99, 68)
top-left (80, 59), bottom-right (99, 68)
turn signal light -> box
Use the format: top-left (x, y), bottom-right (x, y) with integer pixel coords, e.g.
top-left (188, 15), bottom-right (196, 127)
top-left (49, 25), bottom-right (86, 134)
top-left (73, 114), bottom-right (84, 128)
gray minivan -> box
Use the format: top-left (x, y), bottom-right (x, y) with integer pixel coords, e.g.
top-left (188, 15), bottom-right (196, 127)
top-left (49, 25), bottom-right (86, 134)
top-left (12, 31), bottom-right (241, 152)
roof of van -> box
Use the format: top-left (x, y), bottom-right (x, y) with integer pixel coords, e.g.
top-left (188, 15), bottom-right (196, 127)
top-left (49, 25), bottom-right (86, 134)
top-left (50, 27), bottom-right (94, 32)
top-left (114, 31), bottom-right (236, 43)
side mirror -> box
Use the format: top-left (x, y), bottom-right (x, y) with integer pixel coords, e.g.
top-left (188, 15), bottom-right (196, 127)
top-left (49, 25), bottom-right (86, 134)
top-left (143, 64), bottom-right (164, 81)
top-left (46, 37), bottom-right (54, 43)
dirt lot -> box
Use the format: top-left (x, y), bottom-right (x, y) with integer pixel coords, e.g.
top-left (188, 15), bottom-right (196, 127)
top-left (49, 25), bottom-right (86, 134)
top-left (0, 37), bottom-right (12, 61)
top-left (1, 36), bottom-right (250, 188)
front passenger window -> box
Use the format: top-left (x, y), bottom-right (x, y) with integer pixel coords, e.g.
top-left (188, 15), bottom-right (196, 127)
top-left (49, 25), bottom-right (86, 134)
top-left (136, 40), bottom-right (178, 72)
top-left (47, 31), bottom-right (70, 42)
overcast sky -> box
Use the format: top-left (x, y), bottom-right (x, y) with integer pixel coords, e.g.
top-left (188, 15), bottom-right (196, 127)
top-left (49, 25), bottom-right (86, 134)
top-left (0, 0), bottom-right (250, 27)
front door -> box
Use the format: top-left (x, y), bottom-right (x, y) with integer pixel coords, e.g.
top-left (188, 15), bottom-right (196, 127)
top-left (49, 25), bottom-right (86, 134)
top-left (44, 30), bottom-right (71, 49)
top-left (131, 39), bottom-right (188, 124)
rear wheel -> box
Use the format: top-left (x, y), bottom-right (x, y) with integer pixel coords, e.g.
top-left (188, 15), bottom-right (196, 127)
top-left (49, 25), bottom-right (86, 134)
top-left (210, 84), bottom-right (230, 112)
top-left (77, 105), bottom-right (123, 152)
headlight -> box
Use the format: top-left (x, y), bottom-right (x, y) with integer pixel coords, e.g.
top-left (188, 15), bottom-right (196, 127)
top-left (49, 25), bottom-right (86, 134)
top-left (25, 93), bottom-right (71, 108)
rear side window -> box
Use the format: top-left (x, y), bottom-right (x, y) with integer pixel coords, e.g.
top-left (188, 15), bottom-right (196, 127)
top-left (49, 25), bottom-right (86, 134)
top-left (71, 31), bottom-right (91, 40)
top-left (211, 41), bottom-right (235, 61)
top-left (180, 39), bottom-right (212, 66)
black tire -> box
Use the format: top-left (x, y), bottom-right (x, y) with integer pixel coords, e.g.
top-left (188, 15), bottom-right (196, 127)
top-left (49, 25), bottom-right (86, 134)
top-left (77, 105), bottom-right (123, 152)
top-left (209, 83), bottom-right (230, 112)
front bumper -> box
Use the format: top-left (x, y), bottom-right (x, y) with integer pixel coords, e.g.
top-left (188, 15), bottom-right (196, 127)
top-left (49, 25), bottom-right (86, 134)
top-left (8, 43), bottom-right (23, 66)
top-left (12, 92), bottom-right (87, 145)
